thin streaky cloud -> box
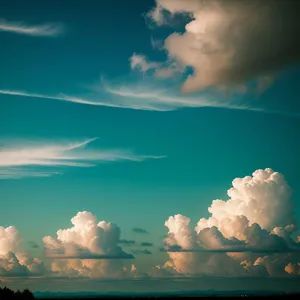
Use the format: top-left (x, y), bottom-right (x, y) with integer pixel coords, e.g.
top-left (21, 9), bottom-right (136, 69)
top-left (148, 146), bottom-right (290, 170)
top-left (0, 88), bottom-right (254, 112)
top-left (0, 138), bottom-right (165, 179)
top-left (160, 247), bottom-right (300, 253)
top-left (1, 88), bottom-right (299, 117)
top-left (0, 89), bottom-right (169, 111)
top-left (0, 19), bottom-right (63, 37)
top-left (106, 86), bottom-right (247, 110)
top-left (0, 168), bottom-right (61, 179)
top-left (104, 85), bottom-right (300, 117)
top-left (132, 227), bottom-right (149, 234)
top-left (45, 254), bottom-right (135, 260)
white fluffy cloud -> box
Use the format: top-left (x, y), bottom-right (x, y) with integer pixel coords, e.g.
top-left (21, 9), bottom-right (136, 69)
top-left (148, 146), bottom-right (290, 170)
top-left (142, 0), bottom-right (300, 92)
top-left (160, 168), bottom-right (300, 277)
top-left (196, 168), bottom-right (296, 235)
top-left (0, 226), bottom-right (45, 277)
top-left (43, 211), bottom-right (135, 278)
top-left (1, 169), bottom-right (299, 279)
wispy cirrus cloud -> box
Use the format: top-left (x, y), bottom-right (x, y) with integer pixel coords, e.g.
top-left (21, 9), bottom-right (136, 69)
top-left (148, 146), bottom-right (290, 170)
top-left (0, 89), bottom-right (171, 111)
top-left (0, 87), bottom-right (262, 113)
top-left (1, 86), bottom-right (299, 117)
top-left (45, 253), bottom-right (135, 260)
top-left (160, 246), bottom-right (300, 253)
top-left (0, 19), bottom-right (64, 37)
top-left (0, 138), bottom-right (165, 179)
top-left (104, 84), bottom-right (260, 112)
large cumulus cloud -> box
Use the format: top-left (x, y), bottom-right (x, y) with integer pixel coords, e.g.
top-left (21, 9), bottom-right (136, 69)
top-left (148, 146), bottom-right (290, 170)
top-left (160, 168), bottom-right (300, 277)
top-left (139, 0), bottom-right (300, 92)
top-left (43, 211), bottom-right (135, 278)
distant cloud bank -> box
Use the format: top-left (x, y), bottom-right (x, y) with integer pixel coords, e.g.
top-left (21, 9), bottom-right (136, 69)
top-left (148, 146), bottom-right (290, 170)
top-left (0, 168), bottom-right (300, 278)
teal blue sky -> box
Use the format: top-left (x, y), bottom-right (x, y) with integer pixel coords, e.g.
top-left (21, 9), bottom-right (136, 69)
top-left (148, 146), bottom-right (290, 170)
top-left (1, 0), bottom-right (300, 293)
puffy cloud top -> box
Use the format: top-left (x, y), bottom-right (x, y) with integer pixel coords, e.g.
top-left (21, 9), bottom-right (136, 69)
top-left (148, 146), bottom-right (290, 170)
top-left (43, 211), bottom-right (128, 258)
top-left (43, 211), bottom-right (134, 278)
top-left (196, 168), bottom-right (295, 237)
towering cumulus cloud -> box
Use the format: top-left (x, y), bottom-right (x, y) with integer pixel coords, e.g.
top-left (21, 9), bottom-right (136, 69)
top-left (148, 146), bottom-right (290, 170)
top-left (43, 211), bottom-right (135, 278)
top-left (162, 168), bottom-right (300, 276)
top-left (141, 0), bottom-right (300, 92)
top-left (0, 226), bottom-right (45, 276)
top-left (196, 168), bottom-right (296, 235)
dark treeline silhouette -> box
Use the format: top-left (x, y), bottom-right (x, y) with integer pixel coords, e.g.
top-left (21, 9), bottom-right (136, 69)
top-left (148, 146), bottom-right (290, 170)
top-left (0, 286), bottom-right (34, 299)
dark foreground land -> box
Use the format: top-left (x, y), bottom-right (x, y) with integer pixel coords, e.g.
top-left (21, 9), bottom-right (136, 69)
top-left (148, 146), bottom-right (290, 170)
top-left (2, 288), bottom-right (300, 299)
top-left (34, 291), bottom-right (300, 299)
top-left (33, 295), bottom-right (300, 300)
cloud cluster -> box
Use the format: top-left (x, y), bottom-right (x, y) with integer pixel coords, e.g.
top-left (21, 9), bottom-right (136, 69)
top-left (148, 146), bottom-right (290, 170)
top-left (141, 0), bottom-right (300, 93)
top-left (160, 168), bottom-right (300, 277)
top-left (0, 19), bottom-right (63, 37)
top-left (0, 226), bottom-right (45, 277)
top-left (43, 211), bottom-right (135, 278)
top-left (1, 169), bottom-right (299, 279)
top-left (0, 138), bottom-right (164, 179)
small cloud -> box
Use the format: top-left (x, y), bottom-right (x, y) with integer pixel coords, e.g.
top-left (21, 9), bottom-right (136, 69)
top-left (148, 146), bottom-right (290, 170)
top-left (141, 242), bottom-right (153, 247)
top-left (0, 19), bottom-right (64, 37)
top-left (132, 228), bottom-right (149, 234)
top-left (118, 239), bottom-right (136, 245)
top-left (28, 241), bottom-right (39, 249)
top-left (132, 249), bottom-right (152, 255)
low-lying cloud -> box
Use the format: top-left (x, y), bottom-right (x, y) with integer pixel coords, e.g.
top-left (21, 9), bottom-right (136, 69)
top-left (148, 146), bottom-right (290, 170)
top-left (132, 228), bottom-right (149, 234)
top-left (0, 226), bottom-right (46, 277)
top-left (141, 242), bottom-right (153, 247)
top-left (1, 169), bottom-right (299, 279)
top-left (132, 249), bottom-right (152, 255)
top-left (118, 239), bottom-right (136, 245)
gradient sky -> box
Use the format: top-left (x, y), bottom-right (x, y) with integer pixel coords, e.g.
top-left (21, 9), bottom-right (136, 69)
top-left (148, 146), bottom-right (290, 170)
top-left (1, 0), bottom-right (300, 294)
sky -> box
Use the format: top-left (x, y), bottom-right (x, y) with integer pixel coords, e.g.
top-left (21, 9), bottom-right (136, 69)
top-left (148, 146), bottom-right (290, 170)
top-left (1, 0), bottom-right (300, 295)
